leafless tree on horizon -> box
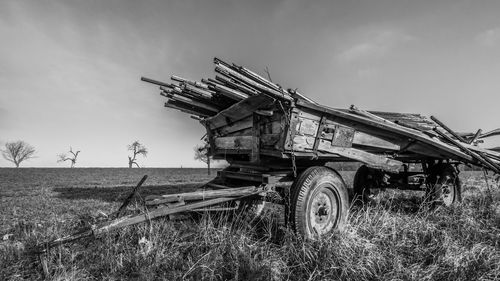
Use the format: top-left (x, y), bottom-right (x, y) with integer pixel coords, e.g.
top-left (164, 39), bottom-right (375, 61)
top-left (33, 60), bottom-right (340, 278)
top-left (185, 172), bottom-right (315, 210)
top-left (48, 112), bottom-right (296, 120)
top-left (57, 147), bottom-right (80, 168)
top-left (128, 141), bottom-right (147, 168)
top-left (1, 140), bottom-right (36, 168)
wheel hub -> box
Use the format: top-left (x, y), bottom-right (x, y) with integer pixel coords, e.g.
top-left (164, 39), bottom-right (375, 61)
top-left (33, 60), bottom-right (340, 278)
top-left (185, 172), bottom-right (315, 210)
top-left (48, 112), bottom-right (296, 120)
top-left (309, 190), bottom-right (338, 234)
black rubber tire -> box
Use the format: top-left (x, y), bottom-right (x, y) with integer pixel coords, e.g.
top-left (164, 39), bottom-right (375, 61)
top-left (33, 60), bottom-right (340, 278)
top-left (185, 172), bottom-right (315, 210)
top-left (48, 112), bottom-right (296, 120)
top-left (289, 166), bottom-right (349, 239)
top-left (426, 163), bottom-right (461, 206)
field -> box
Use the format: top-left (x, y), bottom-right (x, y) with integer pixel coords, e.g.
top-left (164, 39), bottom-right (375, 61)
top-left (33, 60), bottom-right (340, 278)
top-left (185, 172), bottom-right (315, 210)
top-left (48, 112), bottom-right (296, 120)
top-left (0, 168), bottom-right (499, 280)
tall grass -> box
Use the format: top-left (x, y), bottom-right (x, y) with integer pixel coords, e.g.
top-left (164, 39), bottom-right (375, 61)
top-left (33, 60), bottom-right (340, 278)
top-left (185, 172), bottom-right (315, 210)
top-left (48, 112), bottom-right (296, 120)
top-left (1, 173), bottom-right (499, 280)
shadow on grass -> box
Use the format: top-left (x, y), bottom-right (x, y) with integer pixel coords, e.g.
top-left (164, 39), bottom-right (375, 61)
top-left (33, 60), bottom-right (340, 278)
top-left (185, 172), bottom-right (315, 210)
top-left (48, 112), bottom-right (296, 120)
top-left (53, 183), bottom-right (205, 203)
top-left (350, 191), bottom-right (428, 215)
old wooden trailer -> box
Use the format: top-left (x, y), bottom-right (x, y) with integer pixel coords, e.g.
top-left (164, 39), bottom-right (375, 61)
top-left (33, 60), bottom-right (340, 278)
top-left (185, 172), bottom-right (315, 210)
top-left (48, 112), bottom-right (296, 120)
top-left (138, 57), bottom-right (500, 238)
top-left (38, 58), bottom-right (500, 259)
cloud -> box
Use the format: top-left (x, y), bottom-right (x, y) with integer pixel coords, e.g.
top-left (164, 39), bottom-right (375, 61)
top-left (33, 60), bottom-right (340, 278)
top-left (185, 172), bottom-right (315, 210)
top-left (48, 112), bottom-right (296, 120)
top-left (476, 27), bottom-right (500, 47)
top-left (336, 29), bottom-right (415, 62)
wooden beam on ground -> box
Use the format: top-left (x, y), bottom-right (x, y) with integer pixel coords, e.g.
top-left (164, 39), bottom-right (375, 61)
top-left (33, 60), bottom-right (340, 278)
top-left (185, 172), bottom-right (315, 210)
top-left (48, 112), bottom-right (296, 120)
top-left (145, 186), bottom-right (259, 205)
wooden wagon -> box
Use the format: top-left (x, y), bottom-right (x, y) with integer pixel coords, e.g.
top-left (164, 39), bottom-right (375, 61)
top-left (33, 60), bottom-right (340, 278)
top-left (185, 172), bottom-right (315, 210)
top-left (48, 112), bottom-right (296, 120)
top-left (39, 58), bottom-right (500, 256)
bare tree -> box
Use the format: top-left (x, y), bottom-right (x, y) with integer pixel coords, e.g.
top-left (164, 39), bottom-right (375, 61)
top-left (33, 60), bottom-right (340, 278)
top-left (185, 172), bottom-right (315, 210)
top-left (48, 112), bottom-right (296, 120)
top-left (194, 142), bottom-right (211, 175)
top-left (128, 141), bottom-right (147, 168)
top-left (1, 141), bottom-right (36, 168)
top-left (57, 147), bottom-right (80, 168)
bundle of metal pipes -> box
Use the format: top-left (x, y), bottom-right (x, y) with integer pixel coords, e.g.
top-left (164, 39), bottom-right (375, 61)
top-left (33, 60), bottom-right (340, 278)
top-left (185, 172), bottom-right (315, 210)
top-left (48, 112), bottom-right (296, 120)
top-left (141, 57), bottom-right (293, 119)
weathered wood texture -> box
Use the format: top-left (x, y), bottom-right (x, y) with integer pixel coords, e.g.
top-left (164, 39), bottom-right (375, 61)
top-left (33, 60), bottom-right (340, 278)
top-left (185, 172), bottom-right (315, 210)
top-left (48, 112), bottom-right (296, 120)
top-left (145, 186), bottom-right (259, 206)
top-left (143, 57), bottom-right (500, 173)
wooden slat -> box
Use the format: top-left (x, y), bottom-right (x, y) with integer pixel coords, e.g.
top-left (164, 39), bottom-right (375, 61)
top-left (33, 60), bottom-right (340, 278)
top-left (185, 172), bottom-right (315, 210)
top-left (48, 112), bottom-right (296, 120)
top-left (164, 102), bottom-right (210, 118)
top-left (251, 114), bottom-right (260, 162)
top-left (93, 197), bottom-right (250, 236)
top-left (317, 140), bottom-right (402, 172)
top-left (163, 92), bottom-right (220, 113)
top-left (214, 136), bottom-right (253, 150)
top-left (145, 186), bottom-right (258, 205)
top-left (352, 131), bottom-right (401, 151)
top-left (215, 116), bottom-right (253, 136)
top-left (203, 94), bottom-right (275, 129)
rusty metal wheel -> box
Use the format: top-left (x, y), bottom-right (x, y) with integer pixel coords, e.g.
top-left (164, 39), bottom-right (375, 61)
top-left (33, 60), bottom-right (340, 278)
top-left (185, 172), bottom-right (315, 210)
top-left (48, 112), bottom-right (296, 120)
top-left (289, 166), bottom-right (349, 239)
top-left (426, 163), bottom-right (461, 206)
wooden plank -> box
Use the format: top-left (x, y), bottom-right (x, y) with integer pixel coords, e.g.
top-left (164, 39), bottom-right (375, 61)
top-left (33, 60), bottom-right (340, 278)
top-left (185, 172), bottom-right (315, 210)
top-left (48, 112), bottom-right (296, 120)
top-left (313, 116), bottom-right (326, 152)
top-left (224, 128), bottom-right (253, 137)
top-left (164, 92), bottom-right (220, 113)
top-left (296, 99), bottom-right (474, 162)
top-left (221, 171), bottom-right (263, 182)
top-left (164, 102), bottom-right (210, 118)
top-left (296, 117), bottom-right (320, 136)
top-left (145, 186), bottom-right (258, 205)
top-left (93, 197), bottom-right (249, 236)
top-left (251, 114), bottom-right (260, 162)
top-left (216, 116), bottom-right (252, 136)
top-left (331, 125), bottom-right (355, 147)
top-left (295, 108), bottom-right (322, 121)
top-left (352, 131), bottom-right (400, 151)
top-left (203, 94), bottom-right (275, 129)
top-left (317, 140), bottom-right (402, 172)
top-left (214, 136), bottom-right (253, 150)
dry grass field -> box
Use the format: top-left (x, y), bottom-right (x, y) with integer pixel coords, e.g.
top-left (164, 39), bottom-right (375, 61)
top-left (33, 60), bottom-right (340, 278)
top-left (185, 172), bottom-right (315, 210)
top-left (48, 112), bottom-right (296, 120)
top-left (0, 168), bottom-right (499, 280)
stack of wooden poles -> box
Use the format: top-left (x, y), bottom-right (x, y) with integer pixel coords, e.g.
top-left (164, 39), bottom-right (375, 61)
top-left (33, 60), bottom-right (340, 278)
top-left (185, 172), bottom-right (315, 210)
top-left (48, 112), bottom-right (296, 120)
top-left (141, 57), bottom-right (293, 119)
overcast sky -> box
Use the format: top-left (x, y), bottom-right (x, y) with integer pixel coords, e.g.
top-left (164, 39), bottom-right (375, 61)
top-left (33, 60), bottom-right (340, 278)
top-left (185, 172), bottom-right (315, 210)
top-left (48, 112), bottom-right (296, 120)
top-left (1, 0), bottom-right (499, 167)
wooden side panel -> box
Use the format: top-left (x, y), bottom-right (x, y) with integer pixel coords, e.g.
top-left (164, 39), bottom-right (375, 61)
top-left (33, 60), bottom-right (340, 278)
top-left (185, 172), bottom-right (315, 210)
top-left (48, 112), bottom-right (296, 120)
top-left (317, 140), bottom-right (402, 171)
top-left (215, 116), bottom-right (252, 136)
top-left (352, 131), bottom-right (400, 151)
top-left (214, 136), bottom-right (253, 150)
top-left (284, 111), bottom-right (321, 151)
top-left (203, 94), bottom-right (275, 129)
